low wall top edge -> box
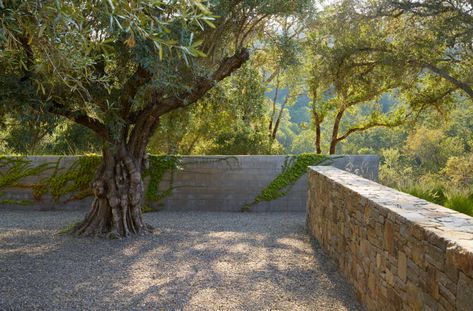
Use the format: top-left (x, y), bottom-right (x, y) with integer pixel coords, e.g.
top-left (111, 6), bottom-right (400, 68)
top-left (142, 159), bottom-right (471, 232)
top-left (309, 166), bottom-right (473, 253)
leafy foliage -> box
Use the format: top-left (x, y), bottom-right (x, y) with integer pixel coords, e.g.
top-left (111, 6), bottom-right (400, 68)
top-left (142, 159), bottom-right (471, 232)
top-left (148, 63), bottom-right (273, 155)
top-left (145, 155), bottom-right (181, 202)
top-left (46, 155), bottom-right (102, 201)
top-left (402, 186), bottom-right (447, 206)
top-left (370, 0), bottom-right (473, 101)
top-left (1, 0), bottom-right (313, 156)
top-left (243, 153), bottom-right (329, 211)
top-left (305, 2), bottom-right (421, 154)
top-left (0, 156), bottom-right (50, 189)
top-left (444, 154), bottom-right (473, 188)
top-left (445, 196), bottom-right (473, 217)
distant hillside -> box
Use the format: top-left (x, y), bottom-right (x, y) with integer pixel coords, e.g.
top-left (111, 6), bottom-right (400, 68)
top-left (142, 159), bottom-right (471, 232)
top-left (265, 88), bottom-right (311, 125)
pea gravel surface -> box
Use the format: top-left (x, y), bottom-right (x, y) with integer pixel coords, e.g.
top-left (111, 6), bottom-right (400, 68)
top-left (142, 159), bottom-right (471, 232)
top-left (0, 210), bottom-right (362, 311)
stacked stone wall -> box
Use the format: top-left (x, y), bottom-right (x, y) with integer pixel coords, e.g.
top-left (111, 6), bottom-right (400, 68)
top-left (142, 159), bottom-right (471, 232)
top-left (307, 166), bottom-right (473, 311)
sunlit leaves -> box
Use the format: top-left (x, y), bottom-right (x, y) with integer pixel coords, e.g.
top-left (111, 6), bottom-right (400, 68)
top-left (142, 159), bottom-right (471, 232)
top-left (0, 0), bottom-right (214, 86)
top-left (0, 0), bottom-right (315, 151)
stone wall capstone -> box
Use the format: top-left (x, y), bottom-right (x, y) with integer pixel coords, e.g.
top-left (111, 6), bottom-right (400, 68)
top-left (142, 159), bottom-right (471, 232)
top-left (307, 166), bottom-right (473, 311)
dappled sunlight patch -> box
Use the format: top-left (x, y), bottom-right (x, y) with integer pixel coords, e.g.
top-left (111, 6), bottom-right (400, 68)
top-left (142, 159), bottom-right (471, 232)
top-left (275, 237), bottom-right (309, 252)
top-left (188, 288), bottom-right (242, 310)
top-left (225, 242), bottom-right (253, 254)
top-left (0, 229), bottom-right (60, 257)
top-left (212, 261), bottom-right (236, 276)
top-left (206, 231), bottom-right (265, 240)
top-left (116, 240), bottom-right (170, 258)
top-left (1, 243), bottom-right (57, 257)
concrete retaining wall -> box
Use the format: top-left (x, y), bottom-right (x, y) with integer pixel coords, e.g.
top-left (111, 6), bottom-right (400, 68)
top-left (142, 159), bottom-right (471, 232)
top-left (0, 155), bottom-right (378, 212)
top-left (307, 166), bottom-right (473, 311)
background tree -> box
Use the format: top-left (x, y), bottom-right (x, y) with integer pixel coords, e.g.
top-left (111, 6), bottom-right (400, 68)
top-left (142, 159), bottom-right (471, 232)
top-left (405, 127), bottom-right (464, 172)
top-left (366, 0), bottom-right (473, 102)
top-left (306, 3), bottom-right (413, 154)
top-left (0, 0), bottom-right (312, 238)
top-left (255, 15), bottom-right (308, 150)
top-left (0, 109), bottom-right (58, 154)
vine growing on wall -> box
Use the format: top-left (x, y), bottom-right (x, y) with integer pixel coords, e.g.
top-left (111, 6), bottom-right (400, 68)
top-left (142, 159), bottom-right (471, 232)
top-left (0, 156), bottom-right (53, 205)
top-left (242, 153), bottom-right (330, 211)
top-left (44, 155), bottom-right (102, 202)
top-left (145, 156), bottom-right (239, 200)
top-left (0, 155), bottom-right (184, 210)
top-left (143, 155), bottom-right (182, 211)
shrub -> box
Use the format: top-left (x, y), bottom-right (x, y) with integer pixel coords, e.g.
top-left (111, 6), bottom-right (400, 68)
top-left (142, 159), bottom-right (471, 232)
top-left (402, 186), bottom-right (438, 204)
top-left (445, 196), bottom-right (473, 216)
top-left (430, 186), bottom-right (447, 205)
top-left (402, 185), bottom-right (446, 205)
top-left (444, 154), bottom-right (473, 188)
top-left (402, 185), bottom-right (473, 217)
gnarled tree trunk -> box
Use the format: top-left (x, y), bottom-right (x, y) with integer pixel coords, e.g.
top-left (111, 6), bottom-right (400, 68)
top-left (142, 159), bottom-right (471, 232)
top-left (71, 144), bottom-right (151, 238)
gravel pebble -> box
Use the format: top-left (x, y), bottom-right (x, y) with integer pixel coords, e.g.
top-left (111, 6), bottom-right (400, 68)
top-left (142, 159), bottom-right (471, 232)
top-left (0, 210), bottom-right (362, 311)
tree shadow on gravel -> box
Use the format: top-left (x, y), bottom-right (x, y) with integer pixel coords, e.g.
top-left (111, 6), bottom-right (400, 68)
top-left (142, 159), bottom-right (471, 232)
top-left (0, 211), bottom-right (362, 310)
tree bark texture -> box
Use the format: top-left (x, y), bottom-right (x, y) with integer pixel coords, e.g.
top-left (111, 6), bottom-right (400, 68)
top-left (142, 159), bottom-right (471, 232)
top-left (313, 112), bottom-right (322, 154)
top-left (329, 108), bottom-right (345, 155)
top-left (71, 143), bottom-right (151, 238)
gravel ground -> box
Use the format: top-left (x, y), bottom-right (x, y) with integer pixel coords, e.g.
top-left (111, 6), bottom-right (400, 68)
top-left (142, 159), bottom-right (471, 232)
top-left (0, 210), bottom-right (362, 311)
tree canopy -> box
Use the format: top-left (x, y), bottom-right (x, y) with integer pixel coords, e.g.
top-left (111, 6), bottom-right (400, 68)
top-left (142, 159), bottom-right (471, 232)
top-left (0, 0), bottom-right (314, 237)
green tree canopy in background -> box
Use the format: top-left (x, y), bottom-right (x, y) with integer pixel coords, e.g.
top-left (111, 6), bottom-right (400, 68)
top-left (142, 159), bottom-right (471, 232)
top-left (306, 1), bottom-right (416, 154)
top-left (148, 62), bottom-right (272, 155)
top-left (366, 0), bottom-right (473, 103)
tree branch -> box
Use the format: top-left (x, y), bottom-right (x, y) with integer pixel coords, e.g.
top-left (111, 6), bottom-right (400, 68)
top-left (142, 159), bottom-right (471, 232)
top-left (19, 36), bottom-right (34, 81)
top-left (127, 47), bottom-right (250, 149)
top-left (156, 48), bottom-right (250, 115)
top-left (336, 120), bottom-right (403, 143)
top-left (420, 62), bottom-right (473, 99)
top-left (48, 101), bottom-right (109, 139)
top-left (118, 66), bottom-right (152, 120)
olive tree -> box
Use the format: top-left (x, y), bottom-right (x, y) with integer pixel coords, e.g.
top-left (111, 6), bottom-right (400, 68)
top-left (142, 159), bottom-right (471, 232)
top-left (0, 0), bottom-right (312, 238)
